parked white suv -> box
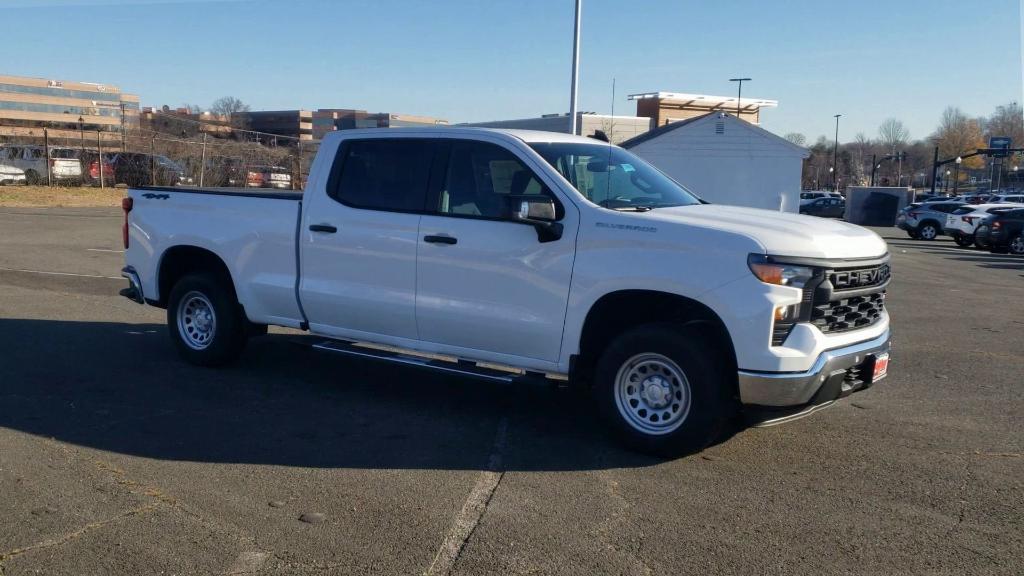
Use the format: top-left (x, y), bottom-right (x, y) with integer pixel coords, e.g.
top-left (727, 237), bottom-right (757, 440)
top-left (800, 191), bottom-right (843, 205)
top-left (944, 203), bottom-right (1024, 247)
top-left (988, 193), bottom-right (1024, 204)
top-left (120, 128), bottom-right (892, 456)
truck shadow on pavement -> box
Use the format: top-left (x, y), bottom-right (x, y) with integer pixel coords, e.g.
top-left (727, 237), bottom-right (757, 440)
top-left (0, 319), bottom-right (730, 471)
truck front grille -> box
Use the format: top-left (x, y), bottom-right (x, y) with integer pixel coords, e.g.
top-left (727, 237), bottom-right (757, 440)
top-left (811, 291), bottom-right (885, 334)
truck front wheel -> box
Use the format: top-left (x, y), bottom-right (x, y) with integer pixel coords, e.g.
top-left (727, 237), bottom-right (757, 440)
top-left (594, 323), bottom-right (733, 457)
top-left (167, 273), bottom-right (246, 366)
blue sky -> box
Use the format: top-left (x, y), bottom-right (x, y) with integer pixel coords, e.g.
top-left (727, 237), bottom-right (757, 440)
top-left (5, 0), bottom-right (1022, 142)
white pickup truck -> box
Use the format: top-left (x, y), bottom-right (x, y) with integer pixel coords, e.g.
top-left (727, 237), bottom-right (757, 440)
top-left (120, 128), bottom-right (892, 456)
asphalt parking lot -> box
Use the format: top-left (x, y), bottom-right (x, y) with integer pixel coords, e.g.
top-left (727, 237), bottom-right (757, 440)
top-left (0, 207), bottom-right (1021, 575)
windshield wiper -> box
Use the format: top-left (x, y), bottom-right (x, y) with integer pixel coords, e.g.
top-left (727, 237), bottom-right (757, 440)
top-left (610, 205), bottom-right (653, 212)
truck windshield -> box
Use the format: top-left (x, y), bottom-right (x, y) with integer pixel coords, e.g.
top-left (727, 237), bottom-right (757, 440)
top-left (528, 142), bottom-right (701, 210)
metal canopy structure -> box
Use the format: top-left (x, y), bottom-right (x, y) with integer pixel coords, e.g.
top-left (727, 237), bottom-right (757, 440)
top-left (627, 92), bottom-right (779, 114)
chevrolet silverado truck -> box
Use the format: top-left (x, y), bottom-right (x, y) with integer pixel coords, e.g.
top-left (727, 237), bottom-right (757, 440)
top-left (120, 128), bottom-right (892, 456)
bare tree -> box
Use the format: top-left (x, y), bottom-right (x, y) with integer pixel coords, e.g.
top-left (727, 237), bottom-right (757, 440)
top-left (984, 102), bottom-right (1024, 146)
top-left (181, 103), bottom-right (202, 115)
top-left (210, 97), bottom-right (252, 134)
top-left (931, 107), bottom-right (984, 169)
top-left (783, 132), bottom-right (807, 147)
top-left (878, 119), bottom-right (909, 153)
top-left (210, 96), bottom-right (250, 116)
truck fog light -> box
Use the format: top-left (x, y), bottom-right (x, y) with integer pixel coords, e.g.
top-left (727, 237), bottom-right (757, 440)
top-left (771, 304), bottom-right (801, 346)
top-left (774, 304), bottom-right (799, 322)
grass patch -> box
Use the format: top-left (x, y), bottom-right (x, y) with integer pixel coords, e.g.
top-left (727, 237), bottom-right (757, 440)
top-left (0, 185), bottom-right (126, 208)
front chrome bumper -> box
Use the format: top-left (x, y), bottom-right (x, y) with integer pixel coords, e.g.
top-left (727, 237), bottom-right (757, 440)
top-left (737, 329), bottom-right (891, 407)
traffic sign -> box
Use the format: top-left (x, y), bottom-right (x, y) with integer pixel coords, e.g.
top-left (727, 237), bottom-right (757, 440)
top-left (989, 136), bottom-right (1012, 157)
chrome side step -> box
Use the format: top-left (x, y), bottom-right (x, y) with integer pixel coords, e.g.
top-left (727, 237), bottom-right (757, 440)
top-left (311, 339), bottom-right (556, 385)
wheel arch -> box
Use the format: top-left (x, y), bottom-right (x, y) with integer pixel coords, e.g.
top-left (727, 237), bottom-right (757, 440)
top-left (573, 289), bottom-right (738, 395)
top-left (156, 245), bottom-right (237, 308)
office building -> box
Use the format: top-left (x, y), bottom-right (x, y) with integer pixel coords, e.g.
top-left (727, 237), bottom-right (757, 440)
top-left (628, 92), bottom-right (777, 127)
top-left (463, 112), bottom-right (652, 145)
top-left (0, 74), bottom-right (139, 140)
top-left (312, 109), bottom-right (447, 140)
top-left (232, 110), bottom-right (314, 141)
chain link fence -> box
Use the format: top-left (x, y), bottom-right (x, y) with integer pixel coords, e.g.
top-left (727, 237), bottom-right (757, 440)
top-left (0, 122), bottom-right (319, 191)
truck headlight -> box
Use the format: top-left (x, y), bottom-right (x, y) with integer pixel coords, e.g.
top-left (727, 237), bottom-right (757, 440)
top-left (747, 254), bottom-right (814, 288)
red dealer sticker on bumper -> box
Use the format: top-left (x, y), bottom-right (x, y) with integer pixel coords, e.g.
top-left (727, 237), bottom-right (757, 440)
top-left (872, 353), bottom-right (890, 382)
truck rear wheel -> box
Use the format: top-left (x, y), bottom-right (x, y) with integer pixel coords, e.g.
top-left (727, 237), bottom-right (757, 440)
top-left (167, 273), bottom-right (246, 366)
top-left (594, 323), bottom-right (733, 457)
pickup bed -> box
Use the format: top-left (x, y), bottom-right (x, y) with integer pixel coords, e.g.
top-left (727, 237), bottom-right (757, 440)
top-left (121, 128), bottom-right (892, 456)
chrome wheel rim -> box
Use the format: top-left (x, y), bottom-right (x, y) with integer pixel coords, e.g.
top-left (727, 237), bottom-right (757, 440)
top-left (177, 291), bottom-right (216, 350)
top-left (614, 353), bottom-right (691, 435)
top-left (920, 225), bottom-right (936, 240)
top-left (1011, 236), bottom-right (1024, 254)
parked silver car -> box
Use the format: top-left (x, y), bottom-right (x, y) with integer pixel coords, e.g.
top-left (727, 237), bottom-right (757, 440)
top-left (895, 200), bottom-right (966, 240)
top-left (0, 162), bottom-right (25, 185)
top-left (0, 145), bottom-right (82, 185)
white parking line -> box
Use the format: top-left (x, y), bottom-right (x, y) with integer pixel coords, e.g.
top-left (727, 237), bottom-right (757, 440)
top-left (86, 248), bottom-right (124, 253)
top-left (0, 267), bottom-right (122, 280)
top-left (424, 416), bottom-right (508, 576)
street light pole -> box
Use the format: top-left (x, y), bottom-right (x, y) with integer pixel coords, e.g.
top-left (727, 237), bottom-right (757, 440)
top-left (120, 101), bottom-right (127, 153)
top-left (729, 78), bottom-right (751, 119)
top-left (568, 0), bottom-right (582, 136)
top-left (77, 116), bottom-right (85, 160)
top-left (953, 156), bottom-right (962, 195)
top-left (832, 114), bottom-right (842, 191)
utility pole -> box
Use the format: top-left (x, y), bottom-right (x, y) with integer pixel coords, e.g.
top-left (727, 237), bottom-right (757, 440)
top-left (43, 128), bottom-right (52, 187)
top-left (832, 114), bottom-right (842, 191)
top-left (78, 116), bottom-right (86, 160)
top-left (199, 133), bottom-right (208, 187)
top-left (120, 101), bottom-right (127, 153)
top-left (930, 146), bottom-right (938, 194)
top-left (568, 0), bottom-right (582, 136)
top-left (96, 131), bottom-right (104, 191)
top-left (729, 78), bottom-right (751, 119)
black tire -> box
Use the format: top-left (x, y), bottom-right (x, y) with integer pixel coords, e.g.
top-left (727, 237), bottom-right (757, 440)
top-left (917, 222), bottom-right (939, 241)
top-left (907, 230), bottom-right (921, 239)
top-left (594, 323), bottom-right (734, 457)
top-left (166, 273), bottom-right (246, 366)
top-left (974, 226), bottom-right (991, 249)
top-left (953, 234), bottom-right (974, 248)
top-left (24, 170), bottom-right (40, 185)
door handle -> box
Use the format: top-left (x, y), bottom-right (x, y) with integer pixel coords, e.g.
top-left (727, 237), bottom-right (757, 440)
top-left (309, 224), bottom-right (337, 233)
top-left (423, 234), bottom-right (457, 245)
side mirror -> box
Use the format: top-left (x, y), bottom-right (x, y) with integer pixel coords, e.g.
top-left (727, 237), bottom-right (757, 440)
top-left (509, 195), bottom-right (556, 222)
top-left (505, 195), bottom-right (563, 242)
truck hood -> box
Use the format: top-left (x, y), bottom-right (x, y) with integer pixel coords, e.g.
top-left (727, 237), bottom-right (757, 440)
top-left (648, 204), bottom-right (888, 259)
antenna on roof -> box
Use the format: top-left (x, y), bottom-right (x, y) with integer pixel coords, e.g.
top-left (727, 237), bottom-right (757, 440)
top-left (609, 77), bottom-right (615, 144)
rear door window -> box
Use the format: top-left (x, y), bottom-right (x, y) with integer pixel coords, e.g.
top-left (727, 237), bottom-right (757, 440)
top-left (329, 139), bottom-right (433, 212)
